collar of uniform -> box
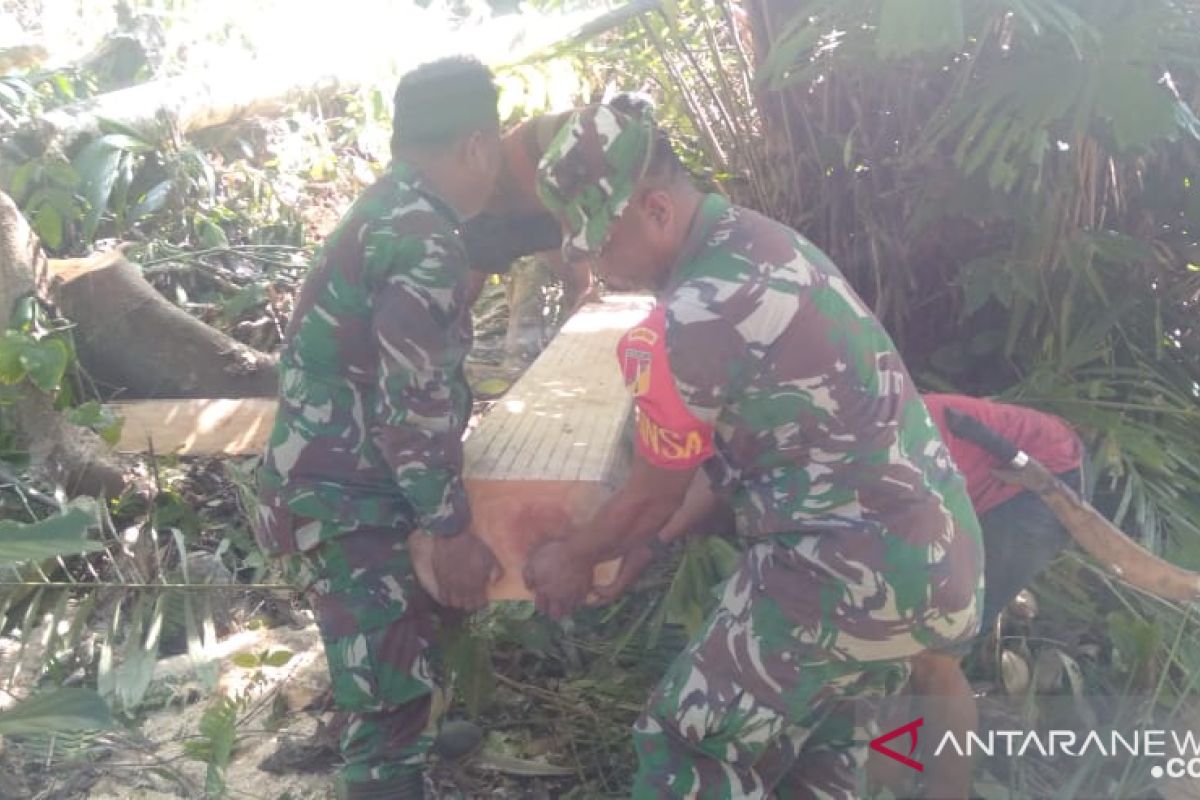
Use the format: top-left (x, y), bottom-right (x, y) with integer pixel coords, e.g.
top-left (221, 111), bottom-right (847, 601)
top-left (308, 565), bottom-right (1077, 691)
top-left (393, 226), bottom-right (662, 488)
top-left (389, 159), bottom-right (462, 229)
top-left (664, 192), bottom-right (730, 293)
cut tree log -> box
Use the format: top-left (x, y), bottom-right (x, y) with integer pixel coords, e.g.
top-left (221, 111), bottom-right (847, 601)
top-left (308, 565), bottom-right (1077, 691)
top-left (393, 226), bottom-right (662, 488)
top-left (12, 69), bottom-right (353, 157)
top-left (0, 190), bottom-right (125, 497)
top-left (109, 294), bottom-right (655, 601)
top-left (44, 250), bottom-right (278, 399)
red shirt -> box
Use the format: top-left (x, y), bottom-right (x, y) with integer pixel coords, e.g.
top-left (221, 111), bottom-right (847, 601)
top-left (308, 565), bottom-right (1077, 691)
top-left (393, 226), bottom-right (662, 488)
top-left (924, 393), bottom-right (1083, 514)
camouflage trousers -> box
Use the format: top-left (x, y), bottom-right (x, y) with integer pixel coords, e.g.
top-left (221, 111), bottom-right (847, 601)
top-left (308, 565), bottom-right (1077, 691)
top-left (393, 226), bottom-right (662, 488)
top-left (281, 520), bottom-right (452, 797)
top-left (633, 527), bottom-right (981, 799)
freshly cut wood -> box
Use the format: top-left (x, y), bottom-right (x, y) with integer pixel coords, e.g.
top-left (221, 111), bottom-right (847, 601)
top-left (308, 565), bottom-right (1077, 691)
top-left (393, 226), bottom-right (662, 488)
top-left (463, 294), bottom-right (652, 599)
top-left (46, 250), bottom-right (278, 399)
top-left (109, 397), bottom-right (277, 456)
top-left (109, 294), bottom-right (655, 602)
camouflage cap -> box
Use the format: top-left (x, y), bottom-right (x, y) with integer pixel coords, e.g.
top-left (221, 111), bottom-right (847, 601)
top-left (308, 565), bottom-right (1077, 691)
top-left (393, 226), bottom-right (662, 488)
top-left (535, 104), bottom-right (655, 261)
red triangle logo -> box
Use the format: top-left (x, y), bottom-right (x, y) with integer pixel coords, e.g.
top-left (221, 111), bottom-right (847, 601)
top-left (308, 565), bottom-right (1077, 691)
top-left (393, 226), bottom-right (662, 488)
top-left (870, 717), bottom-right (925, 772)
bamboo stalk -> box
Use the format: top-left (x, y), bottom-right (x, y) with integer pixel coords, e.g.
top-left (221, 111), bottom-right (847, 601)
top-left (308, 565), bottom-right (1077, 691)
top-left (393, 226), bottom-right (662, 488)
top-left (639, 18), bottom-right (729, 173)
top-left (696, 5), bottom-right (772, 213)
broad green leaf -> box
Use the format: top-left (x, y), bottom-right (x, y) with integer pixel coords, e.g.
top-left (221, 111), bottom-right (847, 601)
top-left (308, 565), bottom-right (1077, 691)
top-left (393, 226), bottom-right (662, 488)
top-left (33, 203), bottom-right (64, 250)
top-left (759, 15), bottom-right (822, 90)
top-left (67, 400), bottom-right (106, 428)
top-left (0, 504), bottom-right (101, 564)
top-left (1094, 64), bottom-right (1180, 152)
top-left (42, 161), bottom-right (79, 188)
top-left (262, 649), bottom-right (294, 668)
top-left (194, 696), bottom-right (238, 796)
top-left (72, 138), bottom-right (124, 241)
top-left (52, 72), bottom-right (75, 101)
top-left (18, 336), bottom-right (69, 393)
top-left (8, 161), bottom-right (39, 203)
top-left (197, 217), bottom-right (230, 249)
top-left (67, 400), bottom-right (125, 446)
top-left (0, 688), bottom-right (114, 735)
top-left (97, 116), bottom-right (154, 142)
top-left (99, 133), bottom-right (155, 153)
top-left (221, 284), bottom-right (266, 319)
top-left (471, 376), bottom-right (513, 399)
top-left (0, 331), bottom-right (27, 383)
top-left (29, 185), bottom-right (78, 217)
top-left (877, 0), bottom-right (963, 59)
top-left (131, 179), bottom-right (173, 219)
top-left (700, 535), bottom-right (740, 577)
top-left (443, 626), bottom-right (494, 716)
top-left (664, 536), bottom-right (737, 638)
top-left (231, 652), bottom-right (261, 669)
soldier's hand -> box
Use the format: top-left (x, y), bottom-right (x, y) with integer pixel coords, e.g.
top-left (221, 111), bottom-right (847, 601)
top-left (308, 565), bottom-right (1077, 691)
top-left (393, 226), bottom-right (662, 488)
top-left (409, 530), bottom-right (443, 603)
top-left (437, 530), bottom-right (499, 611)
top-left (587, 542), bottom-right (654, 606)
top-left (411, 530), bottom-right (497, 611)
top-left (524, 538), bottom-right (593, 619)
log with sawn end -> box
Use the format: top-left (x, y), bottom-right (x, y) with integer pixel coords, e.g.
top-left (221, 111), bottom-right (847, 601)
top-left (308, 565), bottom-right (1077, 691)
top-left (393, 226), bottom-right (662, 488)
top-left (108, 294), bottom-right (655, 602)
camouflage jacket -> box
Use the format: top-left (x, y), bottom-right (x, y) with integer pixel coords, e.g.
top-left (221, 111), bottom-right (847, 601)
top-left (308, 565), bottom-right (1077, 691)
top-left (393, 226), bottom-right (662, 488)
top-left (619, 194), bottom-right (982, 594)
top-left (255, 161), bottom-right (473, 555)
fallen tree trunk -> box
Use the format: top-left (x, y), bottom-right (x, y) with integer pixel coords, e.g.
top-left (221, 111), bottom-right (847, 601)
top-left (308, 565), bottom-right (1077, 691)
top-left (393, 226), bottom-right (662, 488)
top-left (13, 0), bottom-right (664, 158)
top-left (13, 69), bottom-right (351, 157)
top-left (0, 190), bottom-right (125, 498)
top-left (44, 250), bottom-right (278, 399)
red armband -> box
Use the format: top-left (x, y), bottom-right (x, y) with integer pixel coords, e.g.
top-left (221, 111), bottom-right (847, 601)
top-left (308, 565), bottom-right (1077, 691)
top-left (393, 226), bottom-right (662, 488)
top-left (617, 306), bottom-right (714, 470)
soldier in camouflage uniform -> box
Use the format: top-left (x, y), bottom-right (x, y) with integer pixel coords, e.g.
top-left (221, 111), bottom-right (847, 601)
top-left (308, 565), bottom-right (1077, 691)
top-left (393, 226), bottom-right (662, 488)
top-left (523, 104), bottom-right (985, 798)
top-left (252, 57), bottom-right (503, 800)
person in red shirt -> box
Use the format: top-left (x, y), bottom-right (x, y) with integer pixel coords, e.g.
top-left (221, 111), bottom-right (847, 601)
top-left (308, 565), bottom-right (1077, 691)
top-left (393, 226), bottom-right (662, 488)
top-left (923, 393), bottom-right (1084, 630)
top-left (592, 392), bottom-right (1085, 799)
top-left (896, 394), bottom-right (1084, 798)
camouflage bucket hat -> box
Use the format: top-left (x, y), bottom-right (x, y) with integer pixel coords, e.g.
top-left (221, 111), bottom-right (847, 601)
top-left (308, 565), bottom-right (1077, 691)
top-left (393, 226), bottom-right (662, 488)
top-left (535, 104), bottom-right (655, 261)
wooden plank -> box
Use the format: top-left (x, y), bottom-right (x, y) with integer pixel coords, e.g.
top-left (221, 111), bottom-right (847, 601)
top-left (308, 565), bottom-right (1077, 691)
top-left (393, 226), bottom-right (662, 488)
top-left (464, 294), bottom-right (651, 482)
top-left (108, 294), bottom-right (656, 602)
top-left (463, 294), bottom-right (653, 599)
top-left (110, 397), bottom-right (277, 456)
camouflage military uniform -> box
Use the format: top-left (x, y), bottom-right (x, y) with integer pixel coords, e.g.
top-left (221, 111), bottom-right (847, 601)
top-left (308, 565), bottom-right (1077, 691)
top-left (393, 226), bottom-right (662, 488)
top-left (537, 107), bottom-right (985, 798)
top-left (253, 160), bottom-right (473, 796)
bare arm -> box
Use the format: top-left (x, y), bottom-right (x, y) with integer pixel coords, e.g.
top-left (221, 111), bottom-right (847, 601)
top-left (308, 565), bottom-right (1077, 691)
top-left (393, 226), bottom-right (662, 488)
top-left (523, 454), bottom-right (696, 618)
top-left (656, 470), bottom-right (720, 545)
top-left (565, 455), bottom-right (696, 565)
